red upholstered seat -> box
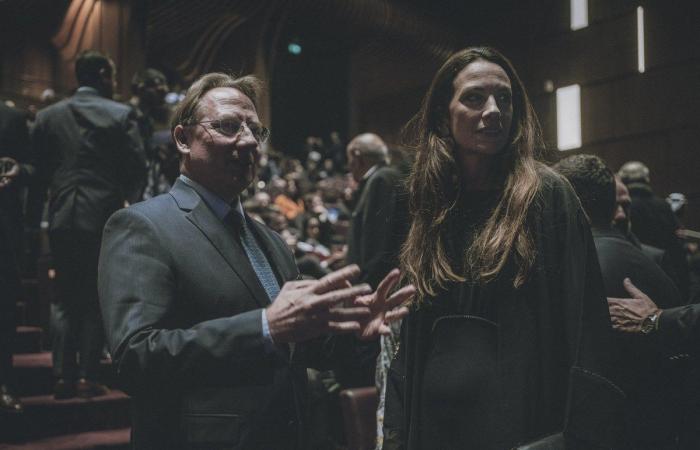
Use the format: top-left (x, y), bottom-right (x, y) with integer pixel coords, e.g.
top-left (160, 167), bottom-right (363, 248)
top-left (339, 387), bottom-right (379, 450)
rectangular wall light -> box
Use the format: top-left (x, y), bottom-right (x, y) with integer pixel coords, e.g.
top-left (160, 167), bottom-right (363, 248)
top-left (571, 0), bottom-right (588, 30)
top-left (556, 84), bottom-right (582, 151)
top-left (637, 6), bottom-right (645, 73)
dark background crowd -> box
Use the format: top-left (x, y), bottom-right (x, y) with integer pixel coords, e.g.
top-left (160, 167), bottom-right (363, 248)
top-left (2, 61), bottom-right (699, 448)
top-left (0, 62), bottom-right (414, 448)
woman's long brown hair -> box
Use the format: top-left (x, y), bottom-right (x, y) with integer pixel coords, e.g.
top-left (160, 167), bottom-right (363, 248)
top-left (400, 47), bottom-right (548, 302)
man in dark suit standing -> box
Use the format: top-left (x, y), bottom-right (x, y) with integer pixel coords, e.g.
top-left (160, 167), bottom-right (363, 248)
top-left (0, 102), bottom-right (33, 412)
top-left (344, 133), bottom-right (408, 391)
top-left (98, 73), bottom-right (412, 450)
top-left (555, 154), bottom-right (684, 449)
top-left (32, 50), bottom-right (146, 399)
top-left (346, 133), bottom-right (406, 290)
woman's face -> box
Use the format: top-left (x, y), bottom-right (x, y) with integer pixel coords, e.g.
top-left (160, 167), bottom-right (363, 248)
top-left (448, 59), bottom-right (513, 160)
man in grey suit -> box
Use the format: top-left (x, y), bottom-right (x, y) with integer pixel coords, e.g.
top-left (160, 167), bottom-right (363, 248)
top-left (32, 50), bottom-right (146, 399)
top-left (98, 73), bottom-right (412, 449)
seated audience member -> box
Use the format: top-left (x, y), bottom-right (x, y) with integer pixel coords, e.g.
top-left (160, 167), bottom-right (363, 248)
top-left (270, 177), bottom-right (305, 221)
top-left (284, 227), bottom-right (330, 280)
top-left (614, 176), bottom-right (680, 287)
top-left (0, 101), bottom-right (34, 413)
top-left (299, 215), bottom-right (331, 259)
top-left (302, 191), bottom-right (334, 236)
top-left (262, 209), bottom-right (289, 234)
top-left (618, 161), bottom-right (689, 301)
top-left (128, 68), bottom-right (170, 200)
top-left (555, 154), bottom-right (684, 449)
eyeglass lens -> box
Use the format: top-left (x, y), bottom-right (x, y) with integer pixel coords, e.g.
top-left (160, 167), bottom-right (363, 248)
top-left (217, 120), bottom-right (268, 142)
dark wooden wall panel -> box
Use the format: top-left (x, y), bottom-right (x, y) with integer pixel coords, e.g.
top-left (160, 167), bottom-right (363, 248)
top-left (524, 0), bottom-right (700, 229)
top-left (581, 63), bottom-right (700, 145)
top-left (0, 41), bottom-right (55, 103)
top-left (645, 3), bottom-right (700, 68)
top-left (529, 14), bottom-right (637, 88)
top-left (349, 42), bottom-right (441, 142)
top-left (589, 0), bottom-right (639, 23)
top-left (576, 126), bottom-right (700, 228)
top-left (354, 86), bottom-right (426, 145)
top-left (1, 0), bottom-right (697, 228)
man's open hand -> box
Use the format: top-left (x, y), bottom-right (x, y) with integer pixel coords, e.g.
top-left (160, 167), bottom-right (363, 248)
top-left (266, 265), bottom-right (372, 343)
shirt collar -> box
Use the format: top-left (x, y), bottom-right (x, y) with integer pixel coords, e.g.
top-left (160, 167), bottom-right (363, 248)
top-left (178, 174), bottom-right (242, 221)
top-left (76, 86), bottom-right (100, 95)
top-left (362, 164), bottom-right (380, 181)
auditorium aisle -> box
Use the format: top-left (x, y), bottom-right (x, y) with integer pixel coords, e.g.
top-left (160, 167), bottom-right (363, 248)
top-left (0, 272), bottom-right (131, 450)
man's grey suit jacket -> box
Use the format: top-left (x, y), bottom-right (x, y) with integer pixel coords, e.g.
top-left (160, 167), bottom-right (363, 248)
top-left (99, 179), bottom-right (311, 449)
top-left (32, 88), bottom-right (145, 235)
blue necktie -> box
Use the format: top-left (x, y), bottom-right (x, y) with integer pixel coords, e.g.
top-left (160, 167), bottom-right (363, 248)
top-left (227, 212), bottom-right (280, 303)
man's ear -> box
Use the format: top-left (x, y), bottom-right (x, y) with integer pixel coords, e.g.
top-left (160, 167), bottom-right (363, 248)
top-left (173, 125), bottom-right (190, 156)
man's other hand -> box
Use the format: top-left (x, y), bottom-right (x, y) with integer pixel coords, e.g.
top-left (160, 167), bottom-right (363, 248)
top-left (607, 278), bottom-right (662, 333)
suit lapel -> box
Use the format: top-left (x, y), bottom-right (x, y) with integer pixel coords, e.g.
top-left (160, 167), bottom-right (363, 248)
top-left (170, 180), bottom-right (271, 308)
top-left (352, 177), bottom-right (369, 215)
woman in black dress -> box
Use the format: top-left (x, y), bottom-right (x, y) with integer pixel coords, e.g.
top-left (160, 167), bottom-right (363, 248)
top-left (382, 47), bottom-right (624, 449)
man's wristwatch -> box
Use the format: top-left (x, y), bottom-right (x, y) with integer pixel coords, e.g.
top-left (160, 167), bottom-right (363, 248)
top-left (640, 311), bottom-right (662, 334)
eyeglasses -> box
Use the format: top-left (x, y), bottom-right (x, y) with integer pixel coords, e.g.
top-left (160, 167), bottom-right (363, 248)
top-left (194, 119), bottom-right (270, 143)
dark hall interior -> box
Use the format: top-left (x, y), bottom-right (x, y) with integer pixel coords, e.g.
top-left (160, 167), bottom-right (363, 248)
top-left (1, 0), bottom-right (699, 448)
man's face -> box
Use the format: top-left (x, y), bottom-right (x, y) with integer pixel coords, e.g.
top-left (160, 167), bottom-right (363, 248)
top-left (613, 178), bottom-right (632, 231)
top-left (177, 87), bottom-right (261, 200)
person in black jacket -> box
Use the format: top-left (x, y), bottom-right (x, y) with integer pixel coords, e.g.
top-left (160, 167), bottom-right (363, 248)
top-left (0, 101), bottom-right (33, 413)
top-left (614, 174), bottom-right (681, 291)
top-left (608, 281), bottom-right (700, 450)
top-left (31, 50), bottom-right (146, 399)
top-left (383, 47), bottom-right (623, 450)
top-left (618, 161), bottom-right (690, 301)
top-left (555, 153), bottom-right (684, 449)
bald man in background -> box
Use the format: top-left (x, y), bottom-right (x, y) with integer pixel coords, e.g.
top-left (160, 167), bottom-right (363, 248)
top-left (341, 133), bottom-right (408, 390)
top-left (618, 161), bottom-right (689, 301)
top-left (346, 133), bottom-right (407, 290)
